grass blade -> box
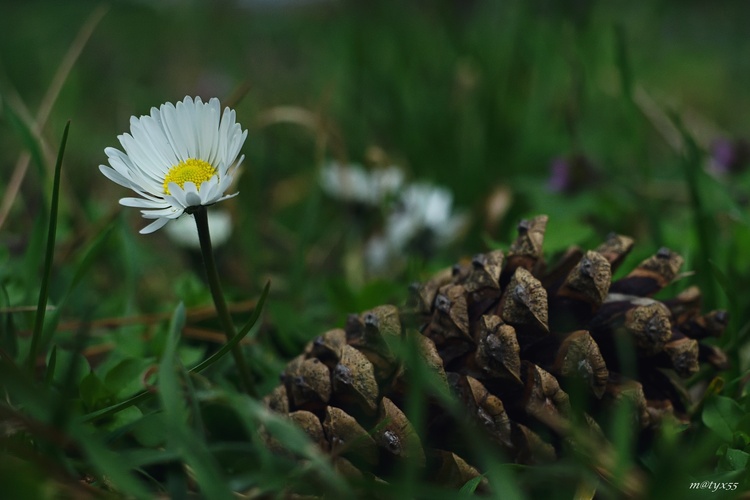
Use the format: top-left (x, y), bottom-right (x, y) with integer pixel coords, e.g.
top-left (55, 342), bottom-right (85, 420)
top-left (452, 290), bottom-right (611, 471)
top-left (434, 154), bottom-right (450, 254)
top-left (79, 390), bottom-right (154, 424)
top-left (159, 303), bottom-right (234, 499)
top-left (44, 345), bottom-right (57, 386)
top-left (192, 280), bottom-right (270, 374)
top-left (671, 113), bottom-right (718, 308)
top-left (0, 97), bottom-right (48, 180)
top-left (26, 120), bottom-right (70, 373)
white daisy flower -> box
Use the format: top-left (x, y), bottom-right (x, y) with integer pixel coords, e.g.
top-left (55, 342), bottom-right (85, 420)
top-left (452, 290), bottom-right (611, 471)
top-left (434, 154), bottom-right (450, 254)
top-left (364, 182), bottom-right (468, 275)
top-left (319, 162), bottom-right (404, 206)
top-left (385, 183), bottom-right (467, 249)
top-left (99, 96), bottom-right (248, 234)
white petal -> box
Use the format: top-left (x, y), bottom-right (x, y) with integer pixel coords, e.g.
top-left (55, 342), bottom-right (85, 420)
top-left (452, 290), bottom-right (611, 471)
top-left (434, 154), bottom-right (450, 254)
top-left (99, 164), bottom-right (132, 189)
top-left (139, 114), bottom-right (179, 171)
top-left (119, 197), bottom-right (170, 209)
top-left (205, 99), bottom-right (221, 165)
top-left (214, 191), bottom-right (239, 203)
top-left (175, 98), bottom-right (199, 159)
top-left (218, 107), bottom-right (235, 165)
top-left (118, 133), bottom-right (164, 186)
top-left (182, 182), bottom-right (202, 206)
top-left (198, 177), bottom-right (220, 203)
top-left (168, 183), bottom-right (189, 208)
top-left (141, 207), bottom-right (183, 221)
top-left (226, 127), bottom-right (246, 167)
top-left (216, 171), bottom-right (234, 195)
top-left (106, 155), bottom-right (163, 200)
top-left (161, 101), bottom-right (190, 162)
top-left (139, 217), bottom-right (170, 234)
top-left (104, 173), bottom-right (162, 204)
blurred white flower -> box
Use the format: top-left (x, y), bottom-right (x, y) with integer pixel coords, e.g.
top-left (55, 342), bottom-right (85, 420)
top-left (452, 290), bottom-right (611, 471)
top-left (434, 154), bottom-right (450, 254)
top-left (365, 182), bottom-right (467, 274)
top-left (100, 96), bottom-right (247, 234)
top-left (164, 209), bottom-right (233, 250)
top-left (386, 183), bottom-right (467, 249)
top-left (319, 162), bottom-right (404, 206)
top-left (363, 234), bottom-right (393, 274)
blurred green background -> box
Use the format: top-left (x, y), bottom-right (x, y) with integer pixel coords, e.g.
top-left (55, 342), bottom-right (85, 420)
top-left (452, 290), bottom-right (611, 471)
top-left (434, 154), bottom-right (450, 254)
top-left (3, 0), bottom-right (750, 351)
top-left (1, 0), bottom-right (749, 497)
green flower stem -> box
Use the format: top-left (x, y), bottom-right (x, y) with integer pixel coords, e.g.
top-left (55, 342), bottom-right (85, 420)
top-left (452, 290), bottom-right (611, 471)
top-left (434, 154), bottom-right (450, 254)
top-left (193, 205), bottom-right (257, 397)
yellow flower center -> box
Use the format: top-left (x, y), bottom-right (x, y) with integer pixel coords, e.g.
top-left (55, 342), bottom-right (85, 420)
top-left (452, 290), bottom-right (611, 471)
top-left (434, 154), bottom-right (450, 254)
top-left (163, 158), bottom-right (217, 195)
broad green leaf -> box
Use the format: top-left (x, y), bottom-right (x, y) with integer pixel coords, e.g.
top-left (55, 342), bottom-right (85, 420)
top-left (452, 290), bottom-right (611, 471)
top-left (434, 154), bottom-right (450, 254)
top-left (105, 404), bottom-right (143, 432)
top-left (718, 448), bottom-right (749, 472)
top-left (80, 371), bottom-right (110, 410)
top-left (703, 395), bottom-right (744, 442)
top-left (103, 357), bottom-right (153, 398)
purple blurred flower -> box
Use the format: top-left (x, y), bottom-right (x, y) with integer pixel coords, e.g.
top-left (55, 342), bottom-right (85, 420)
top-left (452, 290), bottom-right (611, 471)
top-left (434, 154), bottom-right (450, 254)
top-left (547, 154), bottom-right (598, 194)
top-left (709, 138), bottom-right (749, 175)
top-left (547, 157), bottom-right (571, 193)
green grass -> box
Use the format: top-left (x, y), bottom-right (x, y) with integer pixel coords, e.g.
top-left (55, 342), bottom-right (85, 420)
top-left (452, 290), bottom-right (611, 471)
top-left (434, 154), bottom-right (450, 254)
top-left (1, 0), bottom-right (749, 497)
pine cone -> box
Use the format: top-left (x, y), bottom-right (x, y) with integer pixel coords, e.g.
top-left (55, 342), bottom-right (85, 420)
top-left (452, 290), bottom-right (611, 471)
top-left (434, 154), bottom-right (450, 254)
top-left (264, 215), bottom-right (729, 495)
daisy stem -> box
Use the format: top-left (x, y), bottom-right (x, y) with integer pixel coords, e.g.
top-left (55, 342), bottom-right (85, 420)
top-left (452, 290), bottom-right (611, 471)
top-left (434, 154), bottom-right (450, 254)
top-left (193, 206), bottom-right (257, 398)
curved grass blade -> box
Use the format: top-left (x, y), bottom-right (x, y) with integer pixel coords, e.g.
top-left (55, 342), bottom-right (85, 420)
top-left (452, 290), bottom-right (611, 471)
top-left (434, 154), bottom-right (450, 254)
top-left (80, 390), bottom-right (154, 424)
top-left (26, 121), bottom-right (70, 373)
top-left (192, 280), bottom-right (270, 374)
